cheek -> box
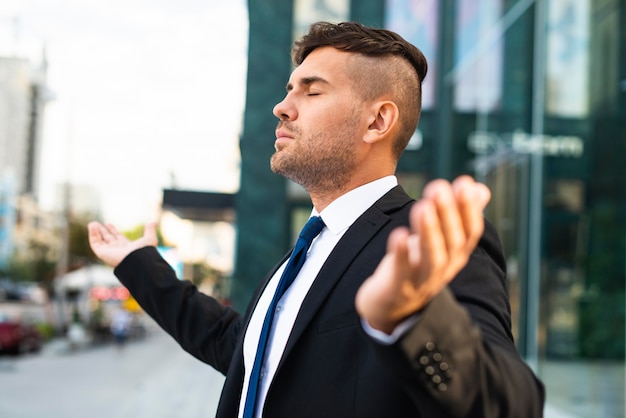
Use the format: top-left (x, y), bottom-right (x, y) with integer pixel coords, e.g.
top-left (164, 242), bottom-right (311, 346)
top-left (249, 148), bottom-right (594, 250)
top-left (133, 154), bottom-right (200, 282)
top-left (300, 100), bottom-right (362, 142)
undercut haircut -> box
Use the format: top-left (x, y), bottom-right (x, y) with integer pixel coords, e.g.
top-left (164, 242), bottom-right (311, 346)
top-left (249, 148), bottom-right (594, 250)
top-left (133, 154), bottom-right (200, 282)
top-left (292, 21), bottom-right (428, 158)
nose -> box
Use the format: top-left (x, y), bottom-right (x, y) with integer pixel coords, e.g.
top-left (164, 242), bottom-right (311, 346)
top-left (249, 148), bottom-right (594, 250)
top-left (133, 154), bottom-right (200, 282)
top-left (273, 95), bottom-right (296, 121)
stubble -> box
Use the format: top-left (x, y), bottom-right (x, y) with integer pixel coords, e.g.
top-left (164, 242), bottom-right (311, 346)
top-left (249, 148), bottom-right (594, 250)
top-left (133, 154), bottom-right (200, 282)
top-left (270, 118), bottom-right (360, 194)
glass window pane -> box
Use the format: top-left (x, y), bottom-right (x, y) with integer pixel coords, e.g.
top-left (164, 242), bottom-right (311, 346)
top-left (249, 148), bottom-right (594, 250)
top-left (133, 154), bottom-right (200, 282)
top-left (384, 0), bottom-right (439, 109)
top-left (293, 0), bottom-right (350, 40)
top-left (453, 0), bottom-right (504, 112)
top-left (545, 0), bottom-right (590, 117)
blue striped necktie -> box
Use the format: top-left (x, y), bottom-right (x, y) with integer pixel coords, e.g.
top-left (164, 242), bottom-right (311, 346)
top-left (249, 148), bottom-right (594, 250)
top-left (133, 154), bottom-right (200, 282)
top-left (242, 216), bottom-right (325, 418)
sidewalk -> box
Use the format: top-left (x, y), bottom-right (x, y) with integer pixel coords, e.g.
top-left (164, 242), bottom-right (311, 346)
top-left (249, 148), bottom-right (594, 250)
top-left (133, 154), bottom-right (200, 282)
top-left (4, 312), bottom-right (623, 417)
top-left (0, 322), bottom-right (225, 418)
top-left (542, 360), bottom-right (625, 418)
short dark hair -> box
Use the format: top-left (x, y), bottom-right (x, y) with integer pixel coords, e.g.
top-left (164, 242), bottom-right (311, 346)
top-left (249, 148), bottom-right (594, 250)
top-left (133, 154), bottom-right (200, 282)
top-left (292, 22), bottom-right (428, 157)
top-left (292, 21), bottom-right (427, 84)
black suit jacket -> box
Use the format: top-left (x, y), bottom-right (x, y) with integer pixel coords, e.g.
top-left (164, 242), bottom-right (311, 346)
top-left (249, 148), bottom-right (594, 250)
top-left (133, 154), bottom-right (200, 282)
top-left (115, 186), bottom-right (544, 417)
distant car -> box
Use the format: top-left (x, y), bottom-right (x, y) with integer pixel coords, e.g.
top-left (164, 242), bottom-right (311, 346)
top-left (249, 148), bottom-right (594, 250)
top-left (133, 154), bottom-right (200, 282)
top-left (0, 278), bottom-right (25, 301)
top-left (0, 312), bottom-right (43, 355)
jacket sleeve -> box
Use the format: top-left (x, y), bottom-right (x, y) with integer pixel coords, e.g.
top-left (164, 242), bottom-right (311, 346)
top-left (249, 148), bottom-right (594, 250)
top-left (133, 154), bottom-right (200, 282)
top-left (114, 246), bottom-right (242, 374)
top-left (368, 221), bottom-right (545, 417)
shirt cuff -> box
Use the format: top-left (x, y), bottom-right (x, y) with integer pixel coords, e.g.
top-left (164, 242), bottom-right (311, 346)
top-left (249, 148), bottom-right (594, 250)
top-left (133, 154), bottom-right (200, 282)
top-left (361, 314), bottom-right (420, 345)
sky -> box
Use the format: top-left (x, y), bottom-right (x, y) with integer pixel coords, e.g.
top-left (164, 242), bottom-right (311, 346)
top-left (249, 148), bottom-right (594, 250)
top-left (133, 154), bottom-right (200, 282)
top-left (0, 0), bottom-right (249, 229)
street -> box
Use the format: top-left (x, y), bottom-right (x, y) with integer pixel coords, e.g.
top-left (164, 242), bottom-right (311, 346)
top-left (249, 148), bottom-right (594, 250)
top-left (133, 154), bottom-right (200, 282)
top-left (0, 320), bottom-right (225, 418)
top-left (1, 305), bottom-right (623, 417)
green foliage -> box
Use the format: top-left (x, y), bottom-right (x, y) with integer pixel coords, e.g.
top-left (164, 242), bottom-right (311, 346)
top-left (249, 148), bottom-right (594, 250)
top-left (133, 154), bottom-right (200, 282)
top-left (4, 248), bottom-right (56, 284)
top-left (578, 291), bottom-right (625, 359)
top-left (66, 213), bottom-right (101, 270)
top-left (3, 212), bottom-right (100, 286)
top-left (123, 224), bottom-right (165, 246)
top-left (35, 322), bottom-right (55, 341)
top-left (577, 204), bottom-right (626, 359)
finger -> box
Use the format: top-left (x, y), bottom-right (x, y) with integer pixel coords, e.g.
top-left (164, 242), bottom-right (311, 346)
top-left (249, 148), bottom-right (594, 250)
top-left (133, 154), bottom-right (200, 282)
top-left (452, 178), bottom-right (490, 247)
top-left (354, 229), bottom-right (408, 312)
top-left (411, 200), bottom-right (447, 275)
top-left (387, 226), bottom-right (408, 252)
top-left (93, 223), bottom-right (114, 244)
top-left (143, 222), bottom-right (159, 246)
top-left (87, 222), bottom-right (105, 245)
top-left (104, 223), bottom-right (123, 238)
top-left (422, 180), bottom-right (465, 256)
top-left (385, 227), bottom-right (411, 280)
top-left (452, 176), bottom-right (491, 210)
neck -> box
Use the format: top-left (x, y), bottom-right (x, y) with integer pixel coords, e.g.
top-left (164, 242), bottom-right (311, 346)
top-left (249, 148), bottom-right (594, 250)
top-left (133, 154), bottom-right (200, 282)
top-left (308, 172), bottom-right (393, 212)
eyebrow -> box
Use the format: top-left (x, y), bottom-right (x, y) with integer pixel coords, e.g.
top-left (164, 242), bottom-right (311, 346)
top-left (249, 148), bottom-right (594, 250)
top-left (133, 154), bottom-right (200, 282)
top-left (285, 76), bottom-right (329, 92)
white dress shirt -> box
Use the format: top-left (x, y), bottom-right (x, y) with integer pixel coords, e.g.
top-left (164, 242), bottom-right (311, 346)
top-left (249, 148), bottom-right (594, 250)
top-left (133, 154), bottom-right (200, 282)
top-left (238, 176), bottom-right (398, 418)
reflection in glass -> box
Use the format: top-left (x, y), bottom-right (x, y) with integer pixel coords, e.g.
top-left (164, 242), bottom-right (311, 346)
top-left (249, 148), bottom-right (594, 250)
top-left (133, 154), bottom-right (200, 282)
top-left (384, 0), bottom-right (439, 109)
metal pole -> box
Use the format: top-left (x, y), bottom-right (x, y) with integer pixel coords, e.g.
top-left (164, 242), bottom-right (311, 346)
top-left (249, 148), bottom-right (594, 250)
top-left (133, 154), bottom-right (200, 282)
top-left (435, 0), bottom-right (457, 180)
top-left (525, 0), bottom-right (547, 373)
top-left (54, 102), bottom-right (74, 334)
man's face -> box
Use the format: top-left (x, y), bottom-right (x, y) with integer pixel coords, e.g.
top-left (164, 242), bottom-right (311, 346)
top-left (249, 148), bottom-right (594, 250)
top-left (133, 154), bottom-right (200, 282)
top-left (270, 47), bottom-right (368, 192)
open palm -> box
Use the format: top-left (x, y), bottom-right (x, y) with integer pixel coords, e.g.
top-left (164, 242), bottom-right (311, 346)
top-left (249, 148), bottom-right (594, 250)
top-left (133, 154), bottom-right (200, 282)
top-left (88, 222), bottom-right (158, 268)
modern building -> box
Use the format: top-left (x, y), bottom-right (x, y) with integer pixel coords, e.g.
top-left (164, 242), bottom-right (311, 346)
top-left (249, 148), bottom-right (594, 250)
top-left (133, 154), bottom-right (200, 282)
top-left (0, 55), bottom-right (49, 197)
top-left (233, 1), bottom-right (625, 416)
top-left (11, 194), bottom-right (60, 270)
top-left (0, 54), bottom-right (51, 270)
top-left (0, 173), bottom-right (16, 270)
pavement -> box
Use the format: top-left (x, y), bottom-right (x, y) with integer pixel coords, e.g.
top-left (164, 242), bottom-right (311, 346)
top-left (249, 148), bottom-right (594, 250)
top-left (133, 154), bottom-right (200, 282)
top-left (0, 321), bottom-right (225, 418)
top-left (1, 301), bottom-right (624, 417)
top-left (541, 359), bottom-right (625, 418)
top-left (34, 337), bottom-right (625, 418)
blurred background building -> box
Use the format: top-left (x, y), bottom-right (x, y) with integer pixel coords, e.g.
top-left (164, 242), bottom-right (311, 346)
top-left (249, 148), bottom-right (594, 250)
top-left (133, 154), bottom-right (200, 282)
top-left (0, 51), bottom-right (55, 274)
top-left (232, 0), bottom-right (624, 416)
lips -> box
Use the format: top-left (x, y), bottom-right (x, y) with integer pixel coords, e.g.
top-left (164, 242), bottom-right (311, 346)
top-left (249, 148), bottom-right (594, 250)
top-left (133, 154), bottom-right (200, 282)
top-left (275, 128), bottom-right (295, 150)
top-left (275, 128), bottom-right (294, 141)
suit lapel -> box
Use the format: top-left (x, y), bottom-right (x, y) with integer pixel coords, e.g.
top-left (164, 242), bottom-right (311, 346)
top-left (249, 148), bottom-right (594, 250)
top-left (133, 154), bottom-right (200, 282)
top-left (240, 251), bottom-right (291, 337)
top-left (279, 186), bottom-right (414, 364)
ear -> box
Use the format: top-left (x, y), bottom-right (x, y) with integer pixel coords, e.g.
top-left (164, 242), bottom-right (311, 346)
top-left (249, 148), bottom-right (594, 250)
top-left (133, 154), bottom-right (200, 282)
top-left (363, 101), bottom-right (399, 145)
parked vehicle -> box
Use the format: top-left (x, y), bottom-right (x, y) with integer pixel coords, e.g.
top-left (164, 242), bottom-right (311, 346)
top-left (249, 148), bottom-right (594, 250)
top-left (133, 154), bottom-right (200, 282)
top-left (0, 279), bottom-right (26, 301)
top-left (0, 312), bottom-right (43, 355)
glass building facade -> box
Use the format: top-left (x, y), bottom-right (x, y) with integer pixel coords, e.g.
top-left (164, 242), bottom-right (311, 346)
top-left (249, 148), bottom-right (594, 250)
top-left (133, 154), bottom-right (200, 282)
top-left (235, 1), bottom-right (625, 416)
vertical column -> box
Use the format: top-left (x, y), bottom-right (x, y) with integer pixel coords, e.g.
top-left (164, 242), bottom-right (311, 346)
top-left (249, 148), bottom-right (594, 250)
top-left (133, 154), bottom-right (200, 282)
top-left (233, 0), bottom-right (295, 310)
top-left (525, 0), bottom-right (547, 372)
top-left (435, 0), bottom-right (457, 180)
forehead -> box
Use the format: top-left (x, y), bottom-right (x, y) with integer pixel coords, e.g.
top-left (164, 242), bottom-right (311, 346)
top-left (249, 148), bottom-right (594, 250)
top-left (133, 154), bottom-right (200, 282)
top-left (288, 46), bottom-right (353, 87)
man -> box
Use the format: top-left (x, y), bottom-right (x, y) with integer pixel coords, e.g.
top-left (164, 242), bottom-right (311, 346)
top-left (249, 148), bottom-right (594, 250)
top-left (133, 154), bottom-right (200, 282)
top-left (88, 22), bottom-right (544, 417)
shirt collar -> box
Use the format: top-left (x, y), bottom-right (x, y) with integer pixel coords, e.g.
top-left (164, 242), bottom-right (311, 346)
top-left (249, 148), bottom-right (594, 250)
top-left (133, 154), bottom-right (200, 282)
top-left (311, 176), bottom-right (398, 235)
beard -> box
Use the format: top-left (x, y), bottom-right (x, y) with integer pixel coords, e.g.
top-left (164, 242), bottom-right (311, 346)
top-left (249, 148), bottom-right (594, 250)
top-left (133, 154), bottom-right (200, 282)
top-left (270, 123), bottom-right (358, 193)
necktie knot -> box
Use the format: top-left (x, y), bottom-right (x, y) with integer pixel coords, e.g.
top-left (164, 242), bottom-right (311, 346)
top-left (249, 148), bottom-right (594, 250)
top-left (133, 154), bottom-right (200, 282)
top-left (299, 216), bottom-right (325, 245)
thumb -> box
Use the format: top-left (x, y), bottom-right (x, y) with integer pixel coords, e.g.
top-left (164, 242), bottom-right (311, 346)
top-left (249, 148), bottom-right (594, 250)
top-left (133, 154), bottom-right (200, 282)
top-left (143, 222), bottom-right (159, 246)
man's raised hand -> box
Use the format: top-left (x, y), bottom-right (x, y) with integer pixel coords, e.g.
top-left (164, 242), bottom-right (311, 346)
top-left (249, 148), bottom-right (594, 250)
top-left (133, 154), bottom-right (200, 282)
top-left (355, 176), bottom-right (491, 334)
top-left (88, 222), bottom-right (158, 268)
